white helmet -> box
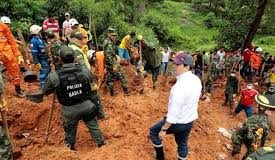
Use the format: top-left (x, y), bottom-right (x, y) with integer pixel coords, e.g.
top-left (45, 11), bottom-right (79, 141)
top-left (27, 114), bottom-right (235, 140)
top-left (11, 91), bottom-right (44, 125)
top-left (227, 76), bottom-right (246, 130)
top-left (137, 35), bottom-right (143, 41)
top-left (70, 19), bottom-right (79, 27)
top-left (30, 25), bottom-right (42, 35)
top-left (1, 16), bottom-right (11, 24)
top-left (255, 47), bottom-right (263, 53)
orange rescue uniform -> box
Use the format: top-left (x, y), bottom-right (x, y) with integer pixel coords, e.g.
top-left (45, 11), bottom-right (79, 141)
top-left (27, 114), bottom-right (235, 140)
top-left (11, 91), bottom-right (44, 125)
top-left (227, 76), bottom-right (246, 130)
top-left (0, 22), bottom-right (21, 85)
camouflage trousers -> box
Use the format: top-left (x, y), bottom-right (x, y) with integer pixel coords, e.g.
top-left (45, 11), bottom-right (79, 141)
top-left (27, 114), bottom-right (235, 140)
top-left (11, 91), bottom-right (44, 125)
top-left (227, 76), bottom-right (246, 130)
top-left (0, 126), bottom-right (12, 160)
top-left (106, 68), bottom-right (127, 92)
top-left (225, 92), bottom-right (234, 107)
top-left (232, 130), bottom-right (257, 160)
top-left (61, 101), bottom-right (104, 148)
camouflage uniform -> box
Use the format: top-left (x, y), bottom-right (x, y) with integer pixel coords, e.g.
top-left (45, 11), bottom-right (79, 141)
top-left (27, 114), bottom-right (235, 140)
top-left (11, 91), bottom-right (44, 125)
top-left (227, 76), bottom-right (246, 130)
top-left (246, 144), bottom-right (275, 160)
top-left (0, 73), bottom-right (12, 160)
top-left (103, 34), bottom-right (128, 95)
top-left (205, 55), bottom-right (219, 93)
top-left (224, 75), bottom-right (238, 107)
top-left (232, 112), bottom-right (271, 160)
top-left (224, 55), bottom-right (235, 77)
top-left (0, 126), bottom-right (12, 160)
top-left (49, 39), bottom-right (63, 69)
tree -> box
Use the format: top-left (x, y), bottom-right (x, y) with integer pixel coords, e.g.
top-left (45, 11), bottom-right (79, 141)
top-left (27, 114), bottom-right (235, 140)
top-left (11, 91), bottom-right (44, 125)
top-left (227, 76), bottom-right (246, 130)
top-left (242, 0), bottom-right (268, 51)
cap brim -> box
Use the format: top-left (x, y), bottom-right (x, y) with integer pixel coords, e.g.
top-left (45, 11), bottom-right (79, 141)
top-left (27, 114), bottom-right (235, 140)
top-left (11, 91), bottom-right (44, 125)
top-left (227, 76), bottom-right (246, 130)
top-left (255, 95), bottom-right (275, 109)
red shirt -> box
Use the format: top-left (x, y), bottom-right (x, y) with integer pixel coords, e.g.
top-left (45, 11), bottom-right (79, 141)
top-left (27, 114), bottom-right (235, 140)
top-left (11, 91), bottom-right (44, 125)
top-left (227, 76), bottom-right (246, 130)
top-left (242, 49), bottom-right (253, 62)
top-left (42, 19), bottom-right (59, 33)
top-left (240, 89), bottom-right (258, 106)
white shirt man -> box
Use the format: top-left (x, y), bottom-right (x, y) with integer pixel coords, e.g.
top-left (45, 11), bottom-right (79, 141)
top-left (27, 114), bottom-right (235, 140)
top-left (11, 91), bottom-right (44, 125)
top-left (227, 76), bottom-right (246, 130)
top-left (150, 53), bottom-right (202, 160)
top-left (62, 12), bottom-right (72, 40)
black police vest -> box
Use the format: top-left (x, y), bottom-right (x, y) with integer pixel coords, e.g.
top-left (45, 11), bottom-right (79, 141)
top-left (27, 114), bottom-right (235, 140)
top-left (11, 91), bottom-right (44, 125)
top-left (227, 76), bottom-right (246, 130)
top-left (56, 64), bottom-right (92, 106)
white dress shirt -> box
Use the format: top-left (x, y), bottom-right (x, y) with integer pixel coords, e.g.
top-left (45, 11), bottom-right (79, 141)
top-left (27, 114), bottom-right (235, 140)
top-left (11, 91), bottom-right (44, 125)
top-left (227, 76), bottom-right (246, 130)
top-left (166, 71), bottom-right (202, 124)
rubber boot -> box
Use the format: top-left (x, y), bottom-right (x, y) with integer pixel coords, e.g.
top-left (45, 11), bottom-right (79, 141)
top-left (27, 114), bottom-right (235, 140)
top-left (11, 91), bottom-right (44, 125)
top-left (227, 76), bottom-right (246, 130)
top-left (15, 85), bottom-right (25, 98)
top-left (110, 89), bottom-right (115, 96)
top-left (97, 141), bottom-right (106, 148)
top-left (154, 147), bottom-right (164, 160)
top-left (65, 142), bottom-right (75, 150)
top-left (153, 81), bottom-right (157, 90)
top-left (123, 88), bottom-right (130, 96)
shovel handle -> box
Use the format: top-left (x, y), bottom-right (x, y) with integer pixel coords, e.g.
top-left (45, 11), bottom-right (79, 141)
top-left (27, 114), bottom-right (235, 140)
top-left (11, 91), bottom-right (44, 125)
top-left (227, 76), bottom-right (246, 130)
top-left (1, 111), bottom-right (10, 140)
top-left (45, 94), bottom-right (55, 144)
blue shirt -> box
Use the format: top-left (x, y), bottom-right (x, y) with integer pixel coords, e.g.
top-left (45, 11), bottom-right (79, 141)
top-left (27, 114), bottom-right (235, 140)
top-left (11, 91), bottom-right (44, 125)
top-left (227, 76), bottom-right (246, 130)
top-left (30, 36), bottom-right (48, 64)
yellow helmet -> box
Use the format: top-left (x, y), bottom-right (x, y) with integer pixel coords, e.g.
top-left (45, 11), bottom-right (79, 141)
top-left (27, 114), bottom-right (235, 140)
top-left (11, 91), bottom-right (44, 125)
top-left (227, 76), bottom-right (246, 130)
top-left (137, 35), bottom-right (143, 41)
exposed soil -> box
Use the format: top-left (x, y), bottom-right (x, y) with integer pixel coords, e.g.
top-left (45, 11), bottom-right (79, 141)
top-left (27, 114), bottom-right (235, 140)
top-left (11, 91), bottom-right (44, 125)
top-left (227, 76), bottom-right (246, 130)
top-left (3, 66), bottom-right (275, 160)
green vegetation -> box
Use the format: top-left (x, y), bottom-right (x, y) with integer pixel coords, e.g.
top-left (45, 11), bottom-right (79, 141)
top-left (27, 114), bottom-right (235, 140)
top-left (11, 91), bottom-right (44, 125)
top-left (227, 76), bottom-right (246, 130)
top-left (0, 0), bottom-right (274, 54)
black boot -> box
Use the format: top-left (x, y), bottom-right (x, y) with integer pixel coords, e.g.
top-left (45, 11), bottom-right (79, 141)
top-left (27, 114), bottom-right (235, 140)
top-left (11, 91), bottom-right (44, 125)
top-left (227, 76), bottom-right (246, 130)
top-left (123, 88), bottom-right (130, 96)
top-left (110, 89), bottom-right (115, 96)
top-left (97, 141), bottom-right (106, 148)
top-left (15, 85), bottom-right (25, 98)
top-left (154, 147), bottom-right (164, 160)
top-left (65, 142), bottom-right (75, 150)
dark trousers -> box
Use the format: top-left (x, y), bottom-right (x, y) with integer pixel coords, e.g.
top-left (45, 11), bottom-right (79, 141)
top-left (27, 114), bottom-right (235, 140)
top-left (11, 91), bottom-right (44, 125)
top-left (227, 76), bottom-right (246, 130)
top-left (150, 66), bottom-right (160, 82)
top-left (150, 117), bottom-right (193, 159)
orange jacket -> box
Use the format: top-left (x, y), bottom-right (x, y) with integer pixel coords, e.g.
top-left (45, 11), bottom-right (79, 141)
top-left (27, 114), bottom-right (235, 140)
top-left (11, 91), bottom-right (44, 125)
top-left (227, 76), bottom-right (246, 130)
top-left (250, 53), bottom-right (261, 70)
top-left (0, 22), bottom-right (21, 61)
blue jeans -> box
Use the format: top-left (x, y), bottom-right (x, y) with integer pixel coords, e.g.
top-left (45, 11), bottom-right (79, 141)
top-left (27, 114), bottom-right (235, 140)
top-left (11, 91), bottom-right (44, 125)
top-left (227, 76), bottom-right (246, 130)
top-left (150, 117), bottom-right (193, 159)
top-left (118, 47), bottom-right (130, 60)
top-left (38, 57), bottom-right (50, 87)
top-left (234, 103), bottom-right (253, 117)
top-left (161, 62), bottom-right (168, 74)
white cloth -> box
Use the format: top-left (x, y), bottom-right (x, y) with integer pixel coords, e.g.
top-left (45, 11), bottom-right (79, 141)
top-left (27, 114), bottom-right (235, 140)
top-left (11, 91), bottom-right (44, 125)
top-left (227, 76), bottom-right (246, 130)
top-left (166, 71), bottom-right (202, 124)
top-left (162, 51), bottom-right (169, 63)
top-left (217, 50), bottom-right (225, 63)
top-left (62, 19), bottom-right (72, 35)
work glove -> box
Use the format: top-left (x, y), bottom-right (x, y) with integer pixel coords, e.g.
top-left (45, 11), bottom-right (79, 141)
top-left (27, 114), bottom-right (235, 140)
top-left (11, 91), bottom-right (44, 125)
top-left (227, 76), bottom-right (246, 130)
top-left (112, 64), bottom-right (119, 72)
top-left (0, 98), bottom-right (8, 112)
top-left (32, 64), bottom-right (42, 71)
top-left (91, 83), bottom-right (99, 91)
top-left (17, 55), bottom-right (24, 65)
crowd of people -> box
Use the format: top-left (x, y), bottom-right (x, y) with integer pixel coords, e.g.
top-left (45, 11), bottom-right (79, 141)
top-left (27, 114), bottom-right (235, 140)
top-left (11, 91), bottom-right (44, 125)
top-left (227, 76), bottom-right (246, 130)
top-left (0, 12), bottom-right (274, 160)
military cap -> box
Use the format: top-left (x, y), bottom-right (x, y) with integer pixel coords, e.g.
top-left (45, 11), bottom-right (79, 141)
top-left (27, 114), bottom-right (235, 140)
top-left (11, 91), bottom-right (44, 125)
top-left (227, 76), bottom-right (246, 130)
top-left (70, 30), bottom-right (84, 40)
top-left (60, 46), bottom-right (75, 59)
top-left (255, 93), bottom-right (275, 109)
top-left (107, 27), bottom-right (117, 36)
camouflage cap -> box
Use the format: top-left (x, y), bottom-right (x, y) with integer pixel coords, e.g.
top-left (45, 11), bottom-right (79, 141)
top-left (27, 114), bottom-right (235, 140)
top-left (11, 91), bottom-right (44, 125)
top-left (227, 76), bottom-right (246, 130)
top-left (255, 93), bottom-right (275, 109)
top-left (107, 27), bottom-right (117, 36)
top-left (60, 46), bottom-right (75, 59)
top-left (70, 30), bottom-right (84, 40)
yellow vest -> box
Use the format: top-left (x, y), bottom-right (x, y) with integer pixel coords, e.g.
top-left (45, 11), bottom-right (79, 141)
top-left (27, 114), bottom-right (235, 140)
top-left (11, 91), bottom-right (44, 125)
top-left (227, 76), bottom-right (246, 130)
top-left (119, 35), bottom-right (130, 49)
top-left (270, 73), bottom-right (275, 84)
top-left (69, 44), bottom-right (91, 70)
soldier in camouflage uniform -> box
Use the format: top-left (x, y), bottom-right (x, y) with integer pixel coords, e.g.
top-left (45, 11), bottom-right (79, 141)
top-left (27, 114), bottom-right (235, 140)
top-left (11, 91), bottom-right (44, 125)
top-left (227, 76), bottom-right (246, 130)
top-left (205, 52), bottom-right (219, 93)
top-left (224, 51), bottom-right (235, 77)
top-left (231, 89), bottom-right (275, 160)
top-left (223, 71), bottom-right (238, 109)
top-left (103, 27), bottom-right (129, 96)
top-left (46, 30), bottom-right (63, 69)
top-left (0, 72), bottom-right (13, 160)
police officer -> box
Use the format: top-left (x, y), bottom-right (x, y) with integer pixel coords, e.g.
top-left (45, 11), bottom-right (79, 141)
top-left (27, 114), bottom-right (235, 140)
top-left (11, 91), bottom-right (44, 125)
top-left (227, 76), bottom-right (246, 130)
top-left (231, 88), bottom-right (275, 159)
top-left (30, 25), bottom-right (50, 87)
top-left (0, 72), bottom-right (13, 160)
top-left (42, 46), bottom-right (105, 150)
top-left (103, 27), bottom-right (129, 96)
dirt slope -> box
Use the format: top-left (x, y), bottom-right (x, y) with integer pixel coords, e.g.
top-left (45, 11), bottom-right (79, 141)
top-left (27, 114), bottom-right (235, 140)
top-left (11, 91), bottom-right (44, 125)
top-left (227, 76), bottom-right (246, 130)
top-left (3, 67), bottom-right (275, 160)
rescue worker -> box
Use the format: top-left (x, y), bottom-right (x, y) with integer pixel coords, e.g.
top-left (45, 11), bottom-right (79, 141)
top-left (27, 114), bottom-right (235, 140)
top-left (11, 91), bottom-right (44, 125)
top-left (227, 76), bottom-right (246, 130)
top-left (30, 25), bottom-right (50, 87)
top-left (0, 21), bottom-right (25, 97)
top-left (46, 30), bottom-right (63, 69)
top-left (224, 51), bottom-right (235, 77)
top-left (231, 90), bottom-right (274, 159)
top-left (42, 46), bottom-right (105, 150)
top-left (68, 30), bottom-right (91, 71)
top-left (103, 27), bottom-right (129, 96)
top-left (62, 12), bottom-right (72, 43)
top-left (137, 37), bottom-right (161, 89)
top-left (118, 32), bottom-right (136, 64)
top-left (223, 70), bottom-right (239, 111)
top-left (0, 71), bottom-right (13, 160)
top-left (249, 47), bottom-right (262, 81)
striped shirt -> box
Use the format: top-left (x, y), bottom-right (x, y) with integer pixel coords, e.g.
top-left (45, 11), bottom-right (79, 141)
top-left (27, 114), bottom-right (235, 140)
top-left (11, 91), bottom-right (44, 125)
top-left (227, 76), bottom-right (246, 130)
top-left (42, 19), bottom-right (59, 33)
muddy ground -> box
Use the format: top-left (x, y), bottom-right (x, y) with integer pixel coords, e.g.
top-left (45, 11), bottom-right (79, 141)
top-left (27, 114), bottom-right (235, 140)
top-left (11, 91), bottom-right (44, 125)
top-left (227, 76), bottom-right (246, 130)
top-left (3, 66), bottom-right (275, 160)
